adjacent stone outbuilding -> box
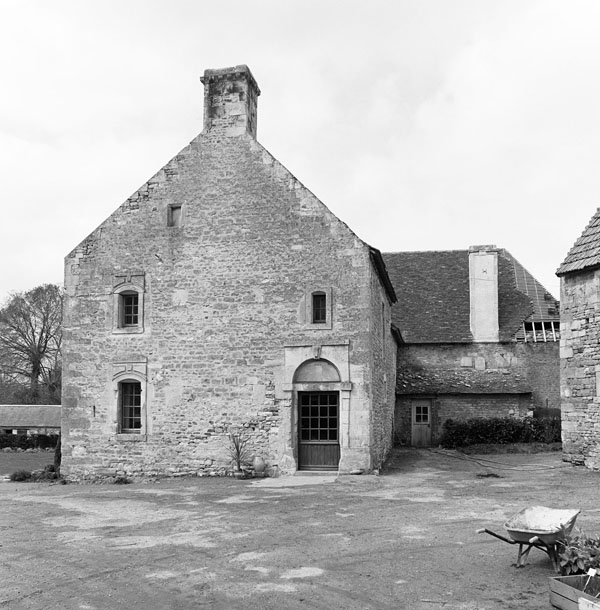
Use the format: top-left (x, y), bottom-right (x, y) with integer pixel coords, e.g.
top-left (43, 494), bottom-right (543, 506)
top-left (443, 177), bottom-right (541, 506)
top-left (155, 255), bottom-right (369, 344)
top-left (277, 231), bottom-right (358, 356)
top-left (61, 66), bottom-right (398, 480)
top-left (557, 208), bottom-right (600, 468)
top-left (384, 246), bottom-right (560, 447)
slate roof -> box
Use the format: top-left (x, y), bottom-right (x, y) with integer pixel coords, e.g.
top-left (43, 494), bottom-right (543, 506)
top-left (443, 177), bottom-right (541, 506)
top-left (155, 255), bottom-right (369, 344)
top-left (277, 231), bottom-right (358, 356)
top-left (382, 249), bottom-right (559, 344)
top-left (0, 405), bottom-right (61, 429)
top-left (557, 208), bottom-right (600, 276)
top-left (395, 362), bottom-right (532, 394)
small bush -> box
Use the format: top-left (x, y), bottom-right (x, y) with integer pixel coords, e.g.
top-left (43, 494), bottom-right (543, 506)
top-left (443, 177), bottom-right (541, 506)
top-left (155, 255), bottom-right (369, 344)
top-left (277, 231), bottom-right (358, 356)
top-left (113, 476), bottom-right (131, 484)
top-left (439, 416), bottom-right (561, 449)
top-left (227, 432), bottom-right (252, 472)
top-left (559, 531), bottom-right (600, 575)
top-left (30, 469), bottom-right (59, 481)
top-left (10, 470), bottom-right (32, 482)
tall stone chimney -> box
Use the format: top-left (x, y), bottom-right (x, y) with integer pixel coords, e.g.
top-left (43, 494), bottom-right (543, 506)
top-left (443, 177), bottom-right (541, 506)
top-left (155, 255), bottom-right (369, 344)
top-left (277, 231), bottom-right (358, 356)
top-left (468, 245), bottom-right (499, 342)
top-left (200, 65), bottom-right (260, 138)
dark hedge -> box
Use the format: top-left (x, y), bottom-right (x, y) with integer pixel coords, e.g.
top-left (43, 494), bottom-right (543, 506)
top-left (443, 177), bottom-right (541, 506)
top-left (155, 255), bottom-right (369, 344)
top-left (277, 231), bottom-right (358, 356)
top-left (0, 434), bottom-right (59, 450)
top-left (439, 416), bottom-right (561, 448)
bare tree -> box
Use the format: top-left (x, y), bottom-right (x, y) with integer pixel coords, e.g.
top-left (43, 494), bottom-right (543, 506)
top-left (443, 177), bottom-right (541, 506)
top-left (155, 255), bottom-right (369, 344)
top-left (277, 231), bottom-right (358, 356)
top-left (0, 284), bottom-right (62, 404)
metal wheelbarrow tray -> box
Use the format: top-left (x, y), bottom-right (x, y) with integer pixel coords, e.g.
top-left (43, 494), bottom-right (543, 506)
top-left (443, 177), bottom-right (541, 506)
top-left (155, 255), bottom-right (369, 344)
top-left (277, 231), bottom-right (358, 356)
top-left (478, 506), bottom-right (580, 572)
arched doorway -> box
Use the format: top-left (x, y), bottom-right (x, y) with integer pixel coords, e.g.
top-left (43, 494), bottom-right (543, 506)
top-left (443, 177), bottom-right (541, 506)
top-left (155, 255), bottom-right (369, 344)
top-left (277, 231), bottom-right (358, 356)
top-left (293, 359), bottom-right (340, 471)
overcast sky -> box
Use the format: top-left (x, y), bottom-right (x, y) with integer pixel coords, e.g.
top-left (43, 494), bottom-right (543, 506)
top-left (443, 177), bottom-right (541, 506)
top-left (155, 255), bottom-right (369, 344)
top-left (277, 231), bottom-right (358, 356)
top-left (1, 0), bottom-right (599, 304)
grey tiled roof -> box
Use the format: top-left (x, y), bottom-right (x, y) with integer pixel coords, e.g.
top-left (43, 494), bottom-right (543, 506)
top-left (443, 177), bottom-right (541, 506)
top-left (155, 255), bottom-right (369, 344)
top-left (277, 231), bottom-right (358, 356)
top-left (382, 249), bottom-right (558, 344)
top-left (557, 208), bottom-right (600, 275)
top-left (396, 364), bottom-right (532, 394)
top-left (0, 405), bottom-right (61, 428)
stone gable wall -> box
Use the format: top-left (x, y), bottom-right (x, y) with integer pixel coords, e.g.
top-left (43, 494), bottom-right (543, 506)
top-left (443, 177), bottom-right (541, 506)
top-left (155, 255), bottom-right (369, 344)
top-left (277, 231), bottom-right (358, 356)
top-left (560, 269), bottom-right (600, 467)
top-left (62, 133), bottom-right (385, 480)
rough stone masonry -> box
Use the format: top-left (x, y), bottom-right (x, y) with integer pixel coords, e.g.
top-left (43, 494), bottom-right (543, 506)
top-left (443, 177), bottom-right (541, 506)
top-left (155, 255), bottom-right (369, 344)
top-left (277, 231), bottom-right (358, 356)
top-left (61, 65), bottom-right (398, 481)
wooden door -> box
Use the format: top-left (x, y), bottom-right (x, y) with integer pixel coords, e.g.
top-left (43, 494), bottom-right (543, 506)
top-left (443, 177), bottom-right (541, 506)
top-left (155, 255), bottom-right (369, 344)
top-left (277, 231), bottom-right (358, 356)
top-left (411, 399), bottom-right (432, 447)
top-left (298, 391), bottom-right (340, 470)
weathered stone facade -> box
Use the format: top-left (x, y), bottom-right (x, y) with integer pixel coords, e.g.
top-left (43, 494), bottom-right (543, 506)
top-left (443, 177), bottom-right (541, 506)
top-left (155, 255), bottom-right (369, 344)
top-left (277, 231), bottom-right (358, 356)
top-left (556, 210), bottom-right (600, 468)
top-left (394, 342), bottom-right (558, 445)
top-left (62, 66), bottom-right (397, 481)
top-left (558, 261), bottom-right (600, 467)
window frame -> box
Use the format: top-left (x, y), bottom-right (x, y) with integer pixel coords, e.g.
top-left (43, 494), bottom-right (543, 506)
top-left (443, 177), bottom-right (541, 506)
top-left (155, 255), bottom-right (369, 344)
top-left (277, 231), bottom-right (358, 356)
top-left (306, 287), bottom-right (332, 329)
top-left (119, 291), bottom-right (140, 328)
top-left (112, 274), bottom-right (145, 335)
top-left (119, 380), bottom-right (143, 433)
top-left (167, 204), bottom-right (183, 228)
top-left (312, 292), bottom-right (327, 324)
top-left (112, 360), bottom-right (148, 440)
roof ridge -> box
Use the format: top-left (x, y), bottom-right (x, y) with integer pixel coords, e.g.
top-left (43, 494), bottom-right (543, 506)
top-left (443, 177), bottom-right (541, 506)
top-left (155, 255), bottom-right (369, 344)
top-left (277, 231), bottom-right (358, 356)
top-left (557, 207), bottom-right (600, 276)
top-left (382, 249), bottom-right (468, 255)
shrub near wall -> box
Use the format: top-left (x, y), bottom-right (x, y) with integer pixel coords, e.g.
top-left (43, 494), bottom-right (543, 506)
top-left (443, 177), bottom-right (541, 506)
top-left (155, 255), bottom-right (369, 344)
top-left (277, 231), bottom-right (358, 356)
top-left (439, 417), bottom-right (561, 449)
top-left (0, 434), bottom-right (59, 450)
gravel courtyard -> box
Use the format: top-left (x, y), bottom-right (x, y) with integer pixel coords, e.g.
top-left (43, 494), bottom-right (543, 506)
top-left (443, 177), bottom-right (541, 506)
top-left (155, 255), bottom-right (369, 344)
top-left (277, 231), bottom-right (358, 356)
top-left (1, 448), bottom-right (598, 610)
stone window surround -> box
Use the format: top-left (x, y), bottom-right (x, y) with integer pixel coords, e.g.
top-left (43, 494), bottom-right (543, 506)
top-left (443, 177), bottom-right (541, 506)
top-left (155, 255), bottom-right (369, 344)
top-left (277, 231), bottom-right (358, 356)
top-left (281, 341), bottom-right (352, 472)
top-left (112, 273), bottom-right (145, 335)
top-left (112, 360), bottom-right (148, 441)
top-left (305, 286), bottom-right (332, 330)
top-left (167, 204), bottom-right (183, 228)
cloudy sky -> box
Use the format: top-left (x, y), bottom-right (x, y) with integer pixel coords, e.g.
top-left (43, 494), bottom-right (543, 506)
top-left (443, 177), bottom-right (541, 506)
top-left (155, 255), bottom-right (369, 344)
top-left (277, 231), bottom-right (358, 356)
top-left (1, 0), bottom-right (599, 304)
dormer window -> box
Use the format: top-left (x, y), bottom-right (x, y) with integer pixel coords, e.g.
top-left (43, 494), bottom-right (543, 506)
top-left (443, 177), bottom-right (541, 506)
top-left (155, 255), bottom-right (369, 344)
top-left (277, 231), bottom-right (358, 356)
top-left (312, 292), bottom-right (327, 324)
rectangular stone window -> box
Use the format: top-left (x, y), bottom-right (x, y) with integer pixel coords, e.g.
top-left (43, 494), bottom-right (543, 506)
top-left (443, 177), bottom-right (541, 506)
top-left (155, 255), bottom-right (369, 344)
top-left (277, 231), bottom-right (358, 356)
top-left (112, 273), bottom-right (145, 334)
top-left (167, 205), bottom-right (182, 227)
top-left (119, 381), bottom-right (142, 433)
top-left (305, 287), bottom-right (332, 329)
top-left (312, 293), bottom-right (327, 324)
top-left (121, 293), bottom-right (139, 327)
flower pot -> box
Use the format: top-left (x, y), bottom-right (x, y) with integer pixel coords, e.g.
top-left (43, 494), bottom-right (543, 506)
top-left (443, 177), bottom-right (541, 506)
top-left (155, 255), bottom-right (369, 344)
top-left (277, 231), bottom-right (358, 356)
top-left (252, 456), bottom-right (266, 474)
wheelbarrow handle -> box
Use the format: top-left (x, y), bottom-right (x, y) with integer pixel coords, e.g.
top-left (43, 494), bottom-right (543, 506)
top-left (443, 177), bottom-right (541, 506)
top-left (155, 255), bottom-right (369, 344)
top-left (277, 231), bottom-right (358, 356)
top-left (529, 536), bottom-right (540, 544)
top-left (477, 528), bottom-right (516, 545)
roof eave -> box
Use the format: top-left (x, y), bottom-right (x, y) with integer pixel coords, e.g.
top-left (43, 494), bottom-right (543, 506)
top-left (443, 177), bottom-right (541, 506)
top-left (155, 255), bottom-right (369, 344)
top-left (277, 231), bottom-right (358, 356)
top-left (369, 247), bottom-right (397, 303)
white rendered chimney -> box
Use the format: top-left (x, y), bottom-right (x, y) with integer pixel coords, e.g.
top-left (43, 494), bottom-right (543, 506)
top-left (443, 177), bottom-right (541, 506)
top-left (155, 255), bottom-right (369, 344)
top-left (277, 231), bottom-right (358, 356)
top-left (469, 245), bottom-right (499, 342)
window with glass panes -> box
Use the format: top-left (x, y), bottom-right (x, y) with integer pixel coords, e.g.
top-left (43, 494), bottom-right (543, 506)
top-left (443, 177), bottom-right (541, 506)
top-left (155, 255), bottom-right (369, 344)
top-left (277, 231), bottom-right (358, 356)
top-left (299, 392), bottom-right (338, 441)
top-left (414, 403), bottom-right (429, 424)
top-left (120, 381), bottom-right (142, 432)
top-left (121, 293), bottom-right (139, 327)
top-left (312, 292), bottom-right (327, 324)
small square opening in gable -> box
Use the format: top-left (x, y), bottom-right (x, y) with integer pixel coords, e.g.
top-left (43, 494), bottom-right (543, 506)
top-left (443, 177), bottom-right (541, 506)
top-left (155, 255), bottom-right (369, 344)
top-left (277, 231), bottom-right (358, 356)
top-left (167, 205), bottom-right (182, 227)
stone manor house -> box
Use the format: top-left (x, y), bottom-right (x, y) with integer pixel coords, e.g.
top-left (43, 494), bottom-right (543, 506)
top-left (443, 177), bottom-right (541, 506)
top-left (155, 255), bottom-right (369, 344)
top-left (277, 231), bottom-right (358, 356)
top-left (62, 65), bottom-right (559, 480)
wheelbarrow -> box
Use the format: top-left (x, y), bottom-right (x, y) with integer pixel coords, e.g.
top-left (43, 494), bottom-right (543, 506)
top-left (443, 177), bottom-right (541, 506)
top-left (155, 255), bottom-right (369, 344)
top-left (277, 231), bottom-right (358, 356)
top-left (477, 506), bottom-right (580, 572)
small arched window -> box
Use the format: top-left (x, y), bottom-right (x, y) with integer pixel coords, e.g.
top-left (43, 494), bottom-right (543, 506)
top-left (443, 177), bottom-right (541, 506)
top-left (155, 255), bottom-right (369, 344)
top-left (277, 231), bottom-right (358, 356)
top-left (112, 274), bottom-right (145, 334)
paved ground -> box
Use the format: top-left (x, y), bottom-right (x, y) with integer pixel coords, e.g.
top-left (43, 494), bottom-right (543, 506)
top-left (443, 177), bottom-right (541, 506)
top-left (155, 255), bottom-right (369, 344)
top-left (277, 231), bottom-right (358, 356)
top-left (1, 448), bottom-right (599, 610)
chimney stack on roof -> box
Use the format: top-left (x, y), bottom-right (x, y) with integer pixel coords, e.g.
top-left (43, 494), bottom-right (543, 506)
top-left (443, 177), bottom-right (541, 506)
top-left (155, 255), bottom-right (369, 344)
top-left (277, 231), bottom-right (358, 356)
top-left (468, 245), bottom-right (499, 342)
top-left (200, 65), bottom-right (260, 138)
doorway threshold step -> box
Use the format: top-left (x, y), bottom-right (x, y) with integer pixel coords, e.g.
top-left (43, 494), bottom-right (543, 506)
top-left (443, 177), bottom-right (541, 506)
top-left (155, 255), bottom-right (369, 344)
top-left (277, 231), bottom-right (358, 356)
top-left (295, 470), bottom-right (337, 476)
